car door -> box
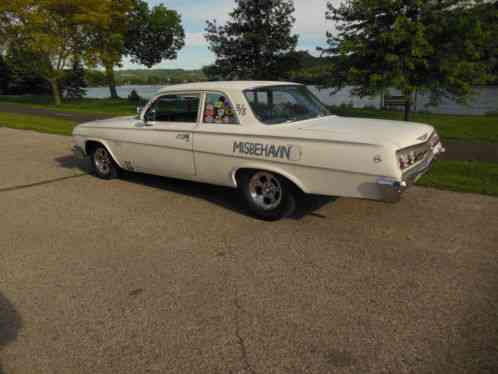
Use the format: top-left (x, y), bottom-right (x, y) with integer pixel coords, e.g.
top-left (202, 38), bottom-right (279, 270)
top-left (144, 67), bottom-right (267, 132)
top-left (127, 92), bottom-right (201, 178)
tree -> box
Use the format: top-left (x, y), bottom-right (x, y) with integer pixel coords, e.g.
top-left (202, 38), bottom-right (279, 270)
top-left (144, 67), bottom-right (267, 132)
top-left (62, 59), bottom-right (87, 99)
top-left (85, 0), bottom-right (134, 99)
top-left (0, 0), bottom-right (105, 104)
top-left (3, 46), bottom-right (51, 95)
top-left (0, 55), bottom-right (10, 94)
top-left (474, 1), bottom-right (498, 82)
top-left (89, 0), bottom-right (185, 99)
top-left (321, 0), bottom-right (490, 121)
top-left (202, 64), bottom-right (224, 81)
top-left (283, 51), bottom-right (335, 84)
top-left (125, 2), bottom-right (185, 68)
top-left (205, 0), bottom-right (298, 80)
top-left (85, 69), bottom-right (107, 87)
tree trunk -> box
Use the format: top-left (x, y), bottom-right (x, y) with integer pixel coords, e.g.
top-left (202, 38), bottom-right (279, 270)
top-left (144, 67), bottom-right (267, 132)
top-left (403, 94), bottom-right (412, 122)
top-left (105, 64), bottom-right (118, 99)
top-left (413, 88), bottom-right (418, 113)
top-left (49, 78), bottom-right (62, 106)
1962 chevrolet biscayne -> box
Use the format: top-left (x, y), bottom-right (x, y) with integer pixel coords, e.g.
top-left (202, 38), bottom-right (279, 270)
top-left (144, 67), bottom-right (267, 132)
top-left (72, 81), bottom-right (445, 220)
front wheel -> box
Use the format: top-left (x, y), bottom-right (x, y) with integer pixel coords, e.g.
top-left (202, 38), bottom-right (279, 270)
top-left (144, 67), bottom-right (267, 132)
top-left (239, 170), bottom-right (296, 221)
top-left (91, 146), bottom-right (119, 179)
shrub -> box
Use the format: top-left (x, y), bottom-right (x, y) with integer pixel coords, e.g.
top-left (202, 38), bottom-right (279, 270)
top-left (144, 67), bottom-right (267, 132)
top-left (128, 89), bottom-right (142, 103)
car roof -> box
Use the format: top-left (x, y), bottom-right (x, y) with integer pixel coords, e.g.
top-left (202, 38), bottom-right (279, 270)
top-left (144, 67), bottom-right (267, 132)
top-left (158, 80), bottom-right (301, 93)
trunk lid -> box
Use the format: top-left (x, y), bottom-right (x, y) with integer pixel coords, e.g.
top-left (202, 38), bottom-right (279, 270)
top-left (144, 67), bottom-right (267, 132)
top-left (295, 115), bottom-right (434, 149)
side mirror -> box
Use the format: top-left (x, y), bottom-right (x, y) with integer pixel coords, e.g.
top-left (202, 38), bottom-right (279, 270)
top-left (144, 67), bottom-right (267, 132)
top-left (144, 108), bottom-right (156, 124)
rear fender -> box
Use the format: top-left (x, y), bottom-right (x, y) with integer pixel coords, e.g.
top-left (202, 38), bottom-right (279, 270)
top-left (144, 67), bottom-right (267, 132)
top-left (231, 163), bottom-right (309, 193)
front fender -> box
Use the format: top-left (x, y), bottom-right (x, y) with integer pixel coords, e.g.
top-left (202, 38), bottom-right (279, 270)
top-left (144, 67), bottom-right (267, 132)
top-left (83, 138), bottom-right (124, 169)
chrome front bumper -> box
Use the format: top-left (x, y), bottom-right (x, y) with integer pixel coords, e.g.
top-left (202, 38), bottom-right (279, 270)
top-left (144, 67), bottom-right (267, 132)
top-left (377, 143), bottom-right (445, 202)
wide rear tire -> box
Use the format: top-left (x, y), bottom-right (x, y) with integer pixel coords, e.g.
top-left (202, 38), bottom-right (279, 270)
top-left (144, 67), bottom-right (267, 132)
top-left (239, 170), bottom-right (296, 221)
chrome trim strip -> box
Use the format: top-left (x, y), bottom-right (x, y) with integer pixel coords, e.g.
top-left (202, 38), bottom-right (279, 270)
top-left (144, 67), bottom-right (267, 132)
top-left (85, 137), bottom-right (192, 153)
top-left (79, 126), bottom-right (381, 147)
top-left (193, 149), bottom-right (391, 177)
top-left (81, 136), bottom-right (389, 177)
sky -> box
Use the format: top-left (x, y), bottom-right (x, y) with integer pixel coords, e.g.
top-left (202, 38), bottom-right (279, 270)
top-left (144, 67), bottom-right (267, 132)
top-left (121, 0), bottom-right (338, 70)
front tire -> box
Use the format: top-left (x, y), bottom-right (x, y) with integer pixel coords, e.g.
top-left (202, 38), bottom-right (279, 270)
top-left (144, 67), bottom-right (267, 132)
top-left (239, 170), bottom-right (296, 221)
top-left (91, 146), bottom-right (119, 179)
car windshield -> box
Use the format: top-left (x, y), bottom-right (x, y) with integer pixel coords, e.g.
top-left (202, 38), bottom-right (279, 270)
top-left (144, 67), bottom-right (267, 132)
top-left (243, 85), bottom-right (331, 125)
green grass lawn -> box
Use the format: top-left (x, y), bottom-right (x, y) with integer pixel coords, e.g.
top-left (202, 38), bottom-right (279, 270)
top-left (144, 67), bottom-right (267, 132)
top-left (1, 96), bottom-right (497, 143)
top-left (0, 112), bottom-right (76, 136)
top-left (417, 160), bottom-right (498, 197)
top-left (0, 95), bottom-right (136, 116)
top-left (330, 106), bottom-right (498, 143)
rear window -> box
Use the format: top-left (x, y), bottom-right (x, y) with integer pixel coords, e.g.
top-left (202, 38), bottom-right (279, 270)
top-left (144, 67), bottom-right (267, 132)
top-left (244, 85), bottom-right (330, 125)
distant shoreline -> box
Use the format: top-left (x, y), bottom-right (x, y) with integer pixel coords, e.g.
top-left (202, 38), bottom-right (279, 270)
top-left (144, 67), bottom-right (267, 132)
top-left (84, 85), bottom-right (498, 116)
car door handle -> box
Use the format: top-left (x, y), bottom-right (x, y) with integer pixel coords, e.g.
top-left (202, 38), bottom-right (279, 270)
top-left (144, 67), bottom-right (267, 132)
top-left (176, 133), bottom-right (190, 141)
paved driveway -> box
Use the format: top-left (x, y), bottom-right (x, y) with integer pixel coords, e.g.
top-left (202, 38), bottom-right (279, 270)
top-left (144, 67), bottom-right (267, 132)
top-left (1, 128), bottom-right (497, 374)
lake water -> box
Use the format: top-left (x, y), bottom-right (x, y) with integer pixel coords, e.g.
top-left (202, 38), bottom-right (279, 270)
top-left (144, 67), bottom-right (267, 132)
top-left (85, 84), bottom-right (498, 115)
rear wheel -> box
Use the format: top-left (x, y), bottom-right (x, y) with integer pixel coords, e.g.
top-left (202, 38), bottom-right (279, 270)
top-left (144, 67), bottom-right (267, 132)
top-left (239, 170), bottom-right (296, 221)
top-left (91, 146), bottom-right (119, 179)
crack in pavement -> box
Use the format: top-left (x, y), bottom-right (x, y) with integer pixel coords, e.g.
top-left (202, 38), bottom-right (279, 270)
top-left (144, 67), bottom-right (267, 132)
top-left (0, 173), bottom-right (88, 193)
top-left (233, 291), bottom-right (257, 374)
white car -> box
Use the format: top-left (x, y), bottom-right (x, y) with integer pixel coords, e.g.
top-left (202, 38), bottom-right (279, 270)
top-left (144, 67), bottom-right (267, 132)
top-left (72, 81), bottom-right (445, 220)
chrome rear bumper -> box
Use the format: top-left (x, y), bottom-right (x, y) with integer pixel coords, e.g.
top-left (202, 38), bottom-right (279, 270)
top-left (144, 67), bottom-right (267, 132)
top-left (377, 143), bottom-right (445, 202)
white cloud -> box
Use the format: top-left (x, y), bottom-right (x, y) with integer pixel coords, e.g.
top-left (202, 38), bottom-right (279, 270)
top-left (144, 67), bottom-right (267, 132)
top-left (294, 0), bottom-right (328, 34)
top-left (185, 32), bottom-right (208, 47)
top-left (122, 0), bottom-right (342, 69)
top-left (293, 0), bottom-right (340, 47)
top-left (185, 0), bottom-right (338, 35)
top-left (186, 0), bottom-right (234, 24)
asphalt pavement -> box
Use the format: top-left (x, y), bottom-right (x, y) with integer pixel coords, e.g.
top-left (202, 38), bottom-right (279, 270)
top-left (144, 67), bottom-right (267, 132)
top-left (1, 128), bottom-right (497, 373)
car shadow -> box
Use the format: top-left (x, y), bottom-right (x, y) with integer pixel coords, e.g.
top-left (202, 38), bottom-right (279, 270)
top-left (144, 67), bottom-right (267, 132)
top-left (0, 293), bottom-right (22, 374)
top-left (54, 155), bottom-right (337, 220)
top-left (54, 155), bottom-right (92, 173)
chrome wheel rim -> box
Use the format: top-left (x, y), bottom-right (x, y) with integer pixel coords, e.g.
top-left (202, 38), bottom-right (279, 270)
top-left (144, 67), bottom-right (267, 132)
top-left (248, 172), bottom-right (282, 211)
top-left (94, 148), bottom-right (112, 175)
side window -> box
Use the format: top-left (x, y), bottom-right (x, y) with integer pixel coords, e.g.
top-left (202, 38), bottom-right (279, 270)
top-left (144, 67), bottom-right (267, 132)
top-left (146, 94), bottom-right (200, 123)
top-left (245, 90), bottom-right (271, 119)
top-left (203, 93), bottom-right (238, 124)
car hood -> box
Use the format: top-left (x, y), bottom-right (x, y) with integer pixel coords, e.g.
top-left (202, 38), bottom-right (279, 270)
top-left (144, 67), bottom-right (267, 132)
top-left (294, 115), bottom-right (435, 149)
top-left (75, 116), bottom-right (137, 130)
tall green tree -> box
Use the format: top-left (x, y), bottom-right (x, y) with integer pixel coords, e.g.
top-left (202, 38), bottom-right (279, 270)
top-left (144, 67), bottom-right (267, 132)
top-left (89, 0), bottom-right (185, 99)
top-left (0, 0), bottom-right (106, 104)
top-left (474, 1), bottom-right (498, 82)
top-left (205, 0), bottom-right (298, 80)
top-left (62, 59), bottom-right (87, 99)
top-left (125, 2), bottom-right (185, 68)
top-left (85, 0), bottom-right (134, 99)
top-left (0, 55), bottom-right (10, 94)
top-left (3, 46), bottom-right (51, 95)
top-left (322, 0), bottom-right (490, 120)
